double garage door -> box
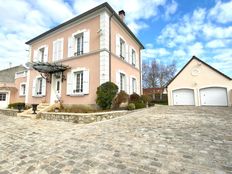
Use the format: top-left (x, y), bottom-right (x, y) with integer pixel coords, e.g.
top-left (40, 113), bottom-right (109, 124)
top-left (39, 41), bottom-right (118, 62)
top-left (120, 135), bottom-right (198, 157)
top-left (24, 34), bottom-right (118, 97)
top-left (173, 87), bottom-right (228, 106)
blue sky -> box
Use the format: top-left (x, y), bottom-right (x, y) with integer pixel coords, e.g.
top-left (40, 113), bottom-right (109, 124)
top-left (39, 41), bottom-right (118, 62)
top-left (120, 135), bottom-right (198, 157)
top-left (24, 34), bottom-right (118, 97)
top-left (0, 0), bottom-right (231, 77)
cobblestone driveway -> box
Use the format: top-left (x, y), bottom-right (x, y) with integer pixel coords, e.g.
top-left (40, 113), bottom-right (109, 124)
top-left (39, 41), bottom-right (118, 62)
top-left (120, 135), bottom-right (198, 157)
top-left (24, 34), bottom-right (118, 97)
top-left (0, 106), bottom-right (232, 174)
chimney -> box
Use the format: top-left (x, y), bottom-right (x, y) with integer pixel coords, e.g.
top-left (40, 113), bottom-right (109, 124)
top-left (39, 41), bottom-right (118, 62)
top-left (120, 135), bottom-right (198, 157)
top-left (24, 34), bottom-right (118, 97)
top-left (118, 10), bottom-right (125, 22)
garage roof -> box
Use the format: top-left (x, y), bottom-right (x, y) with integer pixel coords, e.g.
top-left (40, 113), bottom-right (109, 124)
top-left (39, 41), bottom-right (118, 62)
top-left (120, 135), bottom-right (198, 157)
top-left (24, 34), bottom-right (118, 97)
top-left (166, 56), bottom-right (232, 87)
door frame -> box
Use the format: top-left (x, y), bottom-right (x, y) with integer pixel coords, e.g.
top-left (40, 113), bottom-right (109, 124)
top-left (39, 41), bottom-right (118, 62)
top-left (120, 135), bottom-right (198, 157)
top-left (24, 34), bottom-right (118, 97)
top-left (199, 86), bottom-right (228, 106)
top-left (50, 74), bottom-right (62, 104)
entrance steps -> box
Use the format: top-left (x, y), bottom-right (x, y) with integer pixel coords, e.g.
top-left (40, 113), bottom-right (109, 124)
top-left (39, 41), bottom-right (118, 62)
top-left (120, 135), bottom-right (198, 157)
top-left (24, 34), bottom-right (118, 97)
top-left (18, 103), bottom-right (54, 119)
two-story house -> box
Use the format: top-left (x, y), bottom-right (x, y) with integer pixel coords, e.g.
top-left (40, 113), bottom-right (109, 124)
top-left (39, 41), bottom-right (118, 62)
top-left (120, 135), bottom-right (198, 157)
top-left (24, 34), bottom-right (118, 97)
top-left (25, 2), bottom-right (144, 107)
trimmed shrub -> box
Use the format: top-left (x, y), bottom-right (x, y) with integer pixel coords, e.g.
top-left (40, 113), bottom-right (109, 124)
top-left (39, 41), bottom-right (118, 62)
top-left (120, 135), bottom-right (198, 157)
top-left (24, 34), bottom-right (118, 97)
top-left (129, 93), bottom-right (141, 103)
top-left (96, 82), bottom-right (118, 110)
top-left (141, 95), bottom-right (152, 103)
top-left (113, 90), bottom-right (129, 109)
top-left (127, 103), bottom-right (135, 110)
top-left (134, 102), bottom-right (146, 109)
top-left (8, 102), bottom-right (25, 109)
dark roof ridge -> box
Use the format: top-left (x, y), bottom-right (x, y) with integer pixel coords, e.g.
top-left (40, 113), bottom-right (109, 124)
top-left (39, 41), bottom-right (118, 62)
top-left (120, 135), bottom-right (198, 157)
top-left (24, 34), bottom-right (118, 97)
top-left (25, 2), bottom-right (144, 49)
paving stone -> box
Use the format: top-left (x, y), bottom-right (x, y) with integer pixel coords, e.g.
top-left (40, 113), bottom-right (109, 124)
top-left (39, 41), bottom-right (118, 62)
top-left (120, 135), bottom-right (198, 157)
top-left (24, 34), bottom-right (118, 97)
top-left (0, 106), bottom-right (231, 173)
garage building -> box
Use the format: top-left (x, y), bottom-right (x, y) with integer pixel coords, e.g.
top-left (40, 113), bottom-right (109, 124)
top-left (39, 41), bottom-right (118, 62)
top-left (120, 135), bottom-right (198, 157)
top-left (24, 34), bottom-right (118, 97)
top-left (167, 56), bottom-right (232, 107)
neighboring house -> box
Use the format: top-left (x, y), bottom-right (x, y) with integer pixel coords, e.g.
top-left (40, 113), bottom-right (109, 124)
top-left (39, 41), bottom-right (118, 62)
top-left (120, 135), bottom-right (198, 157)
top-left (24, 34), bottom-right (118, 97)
top-left (0, 65), bottom-right (27, 108)
top-left (25, 2), bottom-right (144, 106)
top-left (143, 88), bottom-right (167, 100)
top-left (167, 56), bottom-right (232, 107)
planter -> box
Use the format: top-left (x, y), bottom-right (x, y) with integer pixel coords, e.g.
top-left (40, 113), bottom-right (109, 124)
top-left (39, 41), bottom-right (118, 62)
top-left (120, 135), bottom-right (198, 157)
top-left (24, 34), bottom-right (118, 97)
top-left (32, 104), bottom-right (38, 114)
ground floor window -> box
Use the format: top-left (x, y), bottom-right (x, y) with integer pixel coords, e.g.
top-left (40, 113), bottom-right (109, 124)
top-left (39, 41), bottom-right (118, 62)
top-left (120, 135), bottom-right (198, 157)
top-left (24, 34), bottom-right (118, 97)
top-left (74, 71), bottom-right (83, 93)
top-left (36, 77), bottom-right (43, 95)
top-left (120, 73), bottom-right (126, 91)
top-left (132, 78), bottom-right (136, 93)
top-left (0, 93), bottom-right (6, 101)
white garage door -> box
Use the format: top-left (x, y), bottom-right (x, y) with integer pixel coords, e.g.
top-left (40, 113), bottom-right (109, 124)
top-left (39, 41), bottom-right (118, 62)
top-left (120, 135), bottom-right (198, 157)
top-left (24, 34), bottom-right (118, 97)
top-left (0, 92), bottom-right (8, 109)
top-left (200, 87), bottom-right (228, 106)
top-left (173, 89), bottom-right (195, 105)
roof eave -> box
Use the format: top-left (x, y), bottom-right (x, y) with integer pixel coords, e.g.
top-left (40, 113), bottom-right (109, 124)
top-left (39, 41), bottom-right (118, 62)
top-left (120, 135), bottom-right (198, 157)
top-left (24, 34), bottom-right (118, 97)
top-left (25, 2), bottom-right (144, 49)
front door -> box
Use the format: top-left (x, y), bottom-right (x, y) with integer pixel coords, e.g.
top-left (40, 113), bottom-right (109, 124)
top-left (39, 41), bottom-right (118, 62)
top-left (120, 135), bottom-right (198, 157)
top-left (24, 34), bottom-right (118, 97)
top-left (0, 92), bottom-right (9, 109)
top-left (50, 75), bottom-right (61, 103)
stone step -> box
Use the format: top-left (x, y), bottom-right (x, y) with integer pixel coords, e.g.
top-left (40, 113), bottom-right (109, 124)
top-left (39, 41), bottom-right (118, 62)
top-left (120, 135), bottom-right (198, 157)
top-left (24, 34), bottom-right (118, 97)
top-left (19, 114), bottom-right (37, 119)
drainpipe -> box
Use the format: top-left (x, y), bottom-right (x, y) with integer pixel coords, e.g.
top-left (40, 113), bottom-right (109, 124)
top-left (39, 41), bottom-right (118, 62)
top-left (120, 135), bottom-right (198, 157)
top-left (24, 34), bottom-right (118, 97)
top-left (139, 48), bottom-right (142, 95)
top-left (109, 12), bottom-right (114, 82)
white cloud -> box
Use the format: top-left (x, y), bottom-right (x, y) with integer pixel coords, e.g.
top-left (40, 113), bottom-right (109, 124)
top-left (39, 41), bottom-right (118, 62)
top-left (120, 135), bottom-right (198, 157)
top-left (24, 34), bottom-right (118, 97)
top-left (208, 0), bottom-right (232, 24)
top-left (73, 0), bottom-right (173, 34)
top-left (164, 0), bottom-right (178, 19)
top-left (206, 39), bottom-right (227, 48)
top-left (0, 0), bottom-right (178, 70)
top-left (187, 42), bottom-right (204, 57)
top-left (142, 44), bottom-right (170, 60)
top-left (152, 0), bottom-right (232, 77)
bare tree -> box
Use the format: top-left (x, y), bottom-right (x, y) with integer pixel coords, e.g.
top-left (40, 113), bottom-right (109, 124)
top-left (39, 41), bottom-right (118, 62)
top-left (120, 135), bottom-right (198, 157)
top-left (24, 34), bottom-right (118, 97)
top-left (142, 59), bottom-right (176, 88)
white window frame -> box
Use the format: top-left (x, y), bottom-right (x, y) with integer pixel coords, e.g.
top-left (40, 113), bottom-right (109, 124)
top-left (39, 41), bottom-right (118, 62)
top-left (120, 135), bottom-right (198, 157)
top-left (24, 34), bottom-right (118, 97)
top-left (74, 33), bottom-right (84, 56)
top-left (67, 67), bottom-right (89, 96)
top-left (36, 77), bottom-right (43, 96)
top-left (20, 83), bottom-right (26, 96)
top-left (34, 45), bottom-right (48, 62)
top-left (132, 77), bottom-right (137, 93)
top-left (131, 48), bottom-right (136, 66)
top-left (120, 38), bottom-right (126, 59)
top-left (53, 38), bottom-right (64, 62)
top-left (73, 71), bottom-right (84, 94)
top-left (119, 72), bottom-right (126, 91)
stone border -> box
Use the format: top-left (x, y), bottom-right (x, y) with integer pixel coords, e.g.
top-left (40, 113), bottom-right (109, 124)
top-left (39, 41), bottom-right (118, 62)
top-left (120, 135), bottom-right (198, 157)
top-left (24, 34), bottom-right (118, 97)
top-left (0, 109), bottom-right (18, 116)
top-left (37, 110), bottom-right (130, 124)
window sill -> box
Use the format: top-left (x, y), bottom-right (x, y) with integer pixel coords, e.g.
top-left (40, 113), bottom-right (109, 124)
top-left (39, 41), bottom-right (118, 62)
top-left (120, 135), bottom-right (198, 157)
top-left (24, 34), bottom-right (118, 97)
top-left (68, 93), bottom-right (88, 97)
top-left (33, 95), bottom-right (45, 98)
top-left (19, 95), bottom-right (26, 97)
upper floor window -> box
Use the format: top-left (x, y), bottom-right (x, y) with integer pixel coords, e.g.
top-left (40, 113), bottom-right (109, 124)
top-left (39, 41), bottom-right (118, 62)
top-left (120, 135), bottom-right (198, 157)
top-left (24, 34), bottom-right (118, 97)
top-left (120, 38), bottom-right (126, 59)
top-left (131, 49), bottom-right (136, 66)
top-left (75, 33), bottom-right (84, 56)
top-left (33, 45), bottom-right (48, 62)
top-left (20, 83), bottom-right (26, 96)
top-left (39, 48), bottom-right (45, 62)
top-left (53, 38), bottom-right (63, 62)
top-left (120, 73), bottom-right (126, 91)
top-left (68, 30), bottom-right (90, 58)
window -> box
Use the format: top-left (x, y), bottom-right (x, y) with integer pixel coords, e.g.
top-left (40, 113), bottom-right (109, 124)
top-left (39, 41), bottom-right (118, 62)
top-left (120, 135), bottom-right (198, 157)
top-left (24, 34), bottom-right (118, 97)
top-left (53, 39), bottom-right (63, 61)
top-left (74, 71), bottom-right (83, 93)
top-left (120, 38), bottom-right (125, 59)
top-left (120, 73), bottom-right (126, 91)
top-left (56, 81), bottom-right (60, 92)
top-left (39, 47), bottom-right (45, 62)
top-left (36, 78), bottom-right (43, 95)
top-left (0, 93), bottom-right (6, 101)
top-left (75, 33), bottom-right (84, 56)
top-left (132, 49), bottom-right (136, 66)
top-left (132, 78), bottom-right (136, 93)
top-left (20, 84), bottom-right (26, 96)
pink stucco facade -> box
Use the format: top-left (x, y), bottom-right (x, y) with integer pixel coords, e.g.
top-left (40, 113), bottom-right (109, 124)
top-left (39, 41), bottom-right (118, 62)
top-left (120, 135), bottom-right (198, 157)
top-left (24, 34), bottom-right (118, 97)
top-left (26, 4), bottom-right (143, 106)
